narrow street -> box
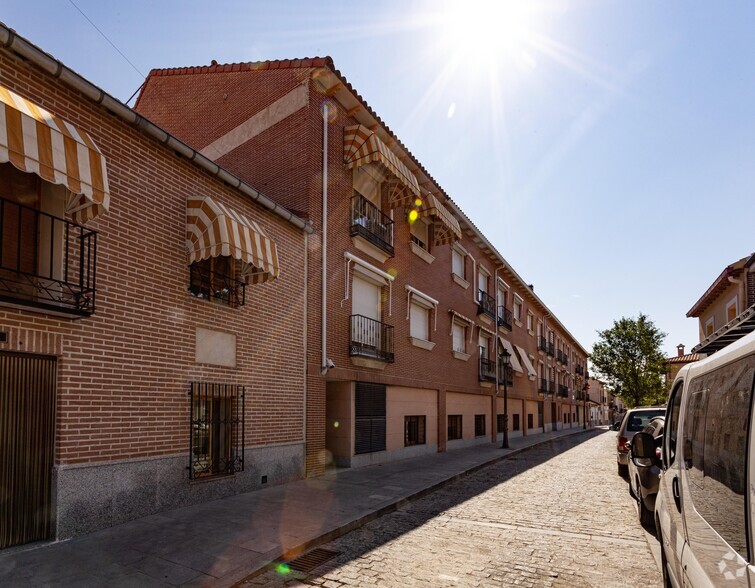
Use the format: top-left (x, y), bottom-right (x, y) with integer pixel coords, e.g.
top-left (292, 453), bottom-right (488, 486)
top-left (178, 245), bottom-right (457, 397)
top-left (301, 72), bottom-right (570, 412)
top-left (243, 430), bottom-right (660, 587)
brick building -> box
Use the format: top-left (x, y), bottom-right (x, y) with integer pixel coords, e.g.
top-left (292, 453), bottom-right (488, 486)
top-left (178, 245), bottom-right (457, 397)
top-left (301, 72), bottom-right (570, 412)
top-left (688, 252), bottom-right (755, 355)
top-left (136, 57), bottom-right (589, 472)
top-left (0, 25), bottom-right (312, 548)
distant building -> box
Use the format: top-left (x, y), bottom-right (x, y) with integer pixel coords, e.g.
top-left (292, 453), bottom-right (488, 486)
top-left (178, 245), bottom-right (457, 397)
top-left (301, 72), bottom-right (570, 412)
top-left (688, 253), bottom-right (755, 355)
top-left (587, 378), bottom-right (610, 425)
top-left (664, 344), bottom-right (702, 389)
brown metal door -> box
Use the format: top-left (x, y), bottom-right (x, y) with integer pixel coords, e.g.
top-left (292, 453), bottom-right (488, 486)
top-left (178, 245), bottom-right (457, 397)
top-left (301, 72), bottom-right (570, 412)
top-left (0, 351), bottom-right (57, 549)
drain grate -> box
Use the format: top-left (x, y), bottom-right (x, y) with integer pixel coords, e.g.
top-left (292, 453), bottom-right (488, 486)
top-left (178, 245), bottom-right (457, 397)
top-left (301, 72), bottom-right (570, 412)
top-left (286, 548), bottom-right (340, 574)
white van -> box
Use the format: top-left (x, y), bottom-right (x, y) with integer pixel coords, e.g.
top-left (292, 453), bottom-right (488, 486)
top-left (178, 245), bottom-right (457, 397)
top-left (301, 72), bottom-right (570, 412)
top-left (633, 329), bottom-right (755, 587)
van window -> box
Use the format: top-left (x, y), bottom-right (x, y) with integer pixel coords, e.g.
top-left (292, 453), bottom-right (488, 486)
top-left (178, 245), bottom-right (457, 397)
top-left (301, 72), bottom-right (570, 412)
top-left (664, 382), bottom-right (683, 467)
top-left (682, 355), bottom-right (755, 560)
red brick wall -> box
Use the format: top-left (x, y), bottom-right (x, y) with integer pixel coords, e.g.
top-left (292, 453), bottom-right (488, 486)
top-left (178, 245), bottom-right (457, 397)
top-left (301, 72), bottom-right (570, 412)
top-left (0, 50), bottom-right (307, 466)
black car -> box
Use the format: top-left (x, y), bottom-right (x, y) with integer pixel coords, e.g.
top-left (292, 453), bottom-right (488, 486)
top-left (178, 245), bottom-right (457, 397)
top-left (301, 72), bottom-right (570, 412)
top-left (627, 416), bottom-right (664, 527)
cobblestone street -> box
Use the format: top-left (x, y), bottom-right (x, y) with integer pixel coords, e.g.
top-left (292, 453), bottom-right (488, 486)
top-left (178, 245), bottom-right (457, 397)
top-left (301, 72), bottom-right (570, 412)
top-left (242, 430), bottom-right (660, 588)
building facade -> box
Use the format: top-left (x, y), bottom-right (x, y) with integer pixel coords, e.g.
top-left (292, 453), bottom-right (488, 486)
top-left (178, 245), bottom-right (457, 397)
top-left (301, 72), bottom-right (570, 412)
top-left (688, 253), bottom-right (755, 355)
top-left (135, 57), bottom-right (590, 473)
top-left (587, 378), bottom-right (610, 425)
top-left (0, 26), bottom-right (311, 548)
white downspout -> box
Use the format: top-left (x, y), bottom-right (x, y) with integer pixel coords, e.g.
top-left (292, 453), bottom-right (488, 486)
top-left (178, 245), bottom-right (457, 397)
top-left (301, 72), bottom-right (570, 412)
top-left (468, 253), bottom-right (477, 303)
top-left (321, 102), bottom-right (330, 376)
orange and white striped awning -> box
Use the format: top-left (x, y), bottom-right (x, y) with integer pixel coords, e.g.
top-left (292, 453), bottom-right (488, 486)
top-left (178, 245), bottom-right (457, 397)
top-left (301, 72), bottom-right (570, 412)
top-left (344, 124), bottom-right (420, 203)
top-left (0, 84), bottom-right (109, 224)
top-left (186, 196), bottom-right (280, 284)
top-left (418, 192), bottom-right (462, 246)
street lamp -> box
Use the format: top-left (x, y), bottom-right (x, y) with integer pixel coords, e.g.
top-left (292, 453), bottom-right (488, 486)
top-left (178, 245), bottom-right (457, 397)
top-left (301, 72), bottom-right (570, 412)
top-left (501, 348), bottom-right (511, 449)
top-left (582, 382), bottom-right (588, 430)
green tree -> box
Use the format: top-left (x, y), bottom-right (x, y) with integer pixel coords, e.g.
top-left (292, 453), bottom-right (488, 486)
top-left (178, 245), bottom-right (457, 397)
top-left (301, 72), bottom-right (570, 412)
top-left (590, 313), bottom-right (667, 408)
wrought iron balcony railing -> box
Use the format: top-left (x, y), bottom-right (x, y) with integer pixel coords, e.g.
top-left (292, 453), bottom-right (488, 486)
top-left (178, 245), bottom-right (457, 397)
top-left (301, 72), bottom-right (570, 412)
top-left (559, 385), bottom-right (569, 398)
top-left (557, 350), bottom-right (567, 364)
top-left (538, 378), bottom-right (549, 394)
top-left (350, 194), bottom-right (394, 256)
top-left (350, 315), bottom-right (395, 363)
top-left (547, 342), bottom-right (555, 357)
top-left (575, 364), bottom-right (584, 375)
top-left (479, 357), bottom-right (496, 382)
top-left (563, 354), bottom-right (569, 368)
top-left (0, 195), bottom-right (97, 316)
top-left (189, 264), bottom-right (246, 307)
top-left (538, 336), bottom-right (548, 353)
top-left (497, 305), bottom-right (512, 330)
top-left (498, 362), bottom-right (514, 386)
top-left (477, 290), bottom-right (496, 320)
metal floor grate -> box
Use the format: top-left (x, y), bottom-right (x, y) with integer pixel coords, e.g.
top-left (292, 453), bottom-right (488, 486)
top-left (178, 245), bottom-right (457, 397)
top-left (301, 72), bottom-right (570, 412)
top-left (286, 548), bottom-right (340, 574)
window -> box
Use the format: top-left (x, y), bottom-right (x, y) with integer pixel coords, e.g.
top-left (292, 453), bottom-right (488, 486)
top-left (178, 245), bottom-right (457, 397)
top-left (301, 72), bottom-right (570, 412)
top-left (448, 415), bottom-right (463, 440)
top-left (410, 302), bottom-right (430, 341)
top-left (527, 414), bottom-right (533, 429)
top-left (497, 414), bottom-right (504, 433)
top-left (705, 317), bottom-right (714, 337)
top-left (479, 334), bottom-right (490, 359)
top-left (189, 256), bottom-right (245, 307)
top-left (477, 268), bottom-right (489, 300)
top-left (355, 382), bottom-right (387, 454)
top-left (527, 311), bottom-right (533, 332)
top-left (452, 247), bottom-right (466, 278)
top-left (513, 414), bottom-right (520, 431)
top-left (513, 295), bottom-right (523, 323)
top-left (726, 297), bottom-right (738, 323)
top-left (189, 382), bottom-right (244, 478)
top-left (474, 414), bottom-right (486, 437)
top-left (404, 415), bottom-right (426, 446)
top-left (452, 322), bottom-right (467, 353)
top-left (683, 356), bottom-right (755, 559)
top-left (410, 218), bottom-right (430, 251)
top-left (663, 382), bottom-right (684, 467)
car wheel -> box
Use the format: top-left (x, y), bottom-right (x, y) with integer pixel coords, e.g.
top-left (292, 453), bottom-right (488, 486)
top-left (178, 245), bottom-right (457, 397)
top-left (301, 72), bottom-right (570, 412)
top-left (636, 480), bottom-right (654, 528)
top-left (618, 462), bottom-right (628, 477)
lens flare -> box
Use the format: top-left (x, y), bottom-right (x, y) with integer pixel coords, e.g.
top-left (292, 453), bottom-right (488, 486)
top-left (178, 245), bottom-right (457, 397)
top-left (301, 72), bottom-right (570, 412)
top-left (333, 420), bottom-right (340, 428)
top-left (414, 197), bottom-right (423, 207)
top-left (275, 563), bottom-right (291, 576)
top-left (408, 209), bottom-right (419, 223)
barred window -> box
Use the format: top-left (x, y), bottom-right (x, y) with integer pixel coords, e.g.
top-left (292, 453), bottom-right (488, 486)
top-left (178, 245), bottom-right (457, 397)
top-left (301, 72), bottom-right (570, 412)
top-left (474, 414), bottom-right (486, 437)
top-left (448, 415), bottom-right (463, 440)
top-left (404, 415), bottom-right (426, 446)
top-left (189, 382), bottom-right (244, 478)
top-left (513, 414), bottom-right (520, 431)
top-left (189, 256), bottom-right (246, 307)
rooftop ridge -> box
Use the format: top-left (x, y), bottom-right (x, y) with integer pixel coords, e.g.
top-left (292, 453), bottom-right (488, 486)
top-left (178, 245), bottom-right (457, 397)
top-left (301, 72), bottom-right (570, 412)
top-left (147, 57), bottom-right (332, 77)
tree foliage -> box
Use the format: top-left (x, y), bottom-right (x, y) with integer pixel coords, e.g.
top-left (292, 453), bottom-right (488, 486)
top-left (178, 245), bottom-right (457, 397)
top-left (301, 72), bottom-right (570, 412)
top-left (590, 313), bottom-right (667, 408)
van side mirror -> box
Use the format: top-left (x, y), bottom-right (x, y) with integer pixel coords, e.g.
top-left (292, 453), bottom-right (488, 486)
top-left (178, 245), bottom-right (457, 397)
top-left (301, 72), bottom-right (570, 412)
top-left (631, 432), bottom-right (656, 459)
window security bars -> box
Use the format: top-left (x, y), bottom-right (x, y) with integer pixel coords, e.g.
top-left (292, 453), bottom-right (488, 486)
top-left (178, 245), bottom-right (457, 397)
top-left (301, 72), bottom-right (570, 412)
top-left (404, 415), bottom-right (426, 446)
top-left (474, 414), bottom-right (486, 437)
top-left (448, 415), bottom-right (463, 440)
top-left (477, 290), bottom-right (496, 319)
top-left (189, 263), bottom-right (245, 307)
top-left (538, 336), bottom-right (548, 353)
top-left (350, 315), bottom-right (395, 362)
top-left (547, 342), bottom-right (555, 357)
top-left (0, 196), bottom-right (97, 316)
top-left (189, 382), bottom-right (244, 479)
top-left (539, 378), bottom-right (549, 394)
top-left (350, 195), bottom-right (394, 256)
top-left (497, 305), bottom-right (512, 330)
top-left (479, 357), bottom-right (496, 382)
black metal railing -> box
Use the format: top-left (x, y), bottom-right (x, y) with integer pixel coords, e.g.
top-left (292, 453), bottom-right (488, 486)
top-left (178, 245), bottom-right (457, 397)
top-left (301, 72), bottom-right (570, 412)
top-left (563, 354), bottom-right (569, 367)
top-left (189, 264), bottom-right (246, 307)
top-left (499, 363), bottom-right (514, 386)
top-left (550, 380), bottom-right (555, 393)
top-left (538, 378), bottom-right (549, 394)
top-left (547, 342), bottom-right (555, 357)
top-left (350, 195), bottom-right (394, 256)
top-left (350, 315), bottom-right (395, 362)
top-left (0, 195), bottom-right (97, 316)
top-left (538, 336), bottom-right (548, 353)
top-left (497, 305), bottom-right (512, 330)
top-left (559, 385), bottom-right (569, 398)
top-left (557, 350), bottom-right (566, 364)
top-left (477, 290), bottom-right (496, 319)
top-left (479, 357), bottom-right (496, 382)
top-left (189, 382), bottom-right (244, 479)
top-left (575, 364), bottom-right (583, 375)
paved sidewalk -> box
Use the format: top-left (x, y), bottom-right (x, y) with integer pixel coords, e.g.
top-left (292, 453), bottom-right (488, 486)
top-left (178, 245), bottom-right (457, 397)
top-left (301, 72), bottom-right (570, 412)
top-left (0, 426), bottom-right (597, 587)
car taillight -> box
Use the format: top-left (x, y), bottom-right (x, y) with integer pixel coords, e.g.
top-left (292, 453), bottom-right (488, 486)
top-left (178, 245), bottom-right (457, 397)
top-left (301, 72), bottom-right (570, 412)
top-left (656, 448), bottom-right (662, 459)
top-left (618, 436), bottom-right (629, 452)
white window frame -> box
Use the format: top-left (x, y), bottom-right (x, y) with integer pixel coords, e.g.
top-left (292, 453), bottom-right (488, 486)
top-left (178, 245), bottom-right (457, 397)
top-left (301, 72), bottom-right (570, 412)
top-left (452, 322), bottom-right (467, 354)
top-left (410, 301), bottom-right (431, 341)
top-left (526, 311), bottom-right (534, 333)
top-left (513, 293), bottom-right (523, 324)
top-left (726, 296), bottom-right (738, 323)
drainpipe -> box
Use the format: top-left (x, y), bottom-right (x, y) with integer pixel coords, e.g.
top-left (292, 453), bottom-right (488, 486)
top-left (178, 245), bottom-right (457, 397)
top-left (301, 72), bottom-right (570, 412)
top-left (468, 253), bottom-right (477, 303)
top-left (494, 264), bottom-right (504, 443)
top-left (321, 102), bottom-right (330, 376)
top-left (303, 230), bottom-right (309, 448)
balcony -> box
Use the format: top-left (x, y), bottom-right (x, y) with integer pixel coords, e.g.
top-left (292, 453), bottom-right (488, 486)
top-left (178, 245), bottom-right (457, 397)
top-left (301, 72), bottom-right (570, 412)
top-left (562, 354), bottom-right (569, 368)
top-left (538, 336), bottom-right (548, 353)
top-left (479, 357), bottom-right (496, 382)
top-left (559, 385), bottom-right (569, 398)
top-left (547, 342), bottom-right (555, 357)
top-left (499, 363), bottom-right (514, 387)
top-left (575, 365), bottom-right (584, 376)
top-left (189, 264), bottom-right (245, 308)
top-left (557, 350), bottom-right (568, 364)
top-left (497, 305), bottom-right (512, 330)
top-left (350, 195), bottom-right (394, 257)
top-left (350, 315), bottom-right (394, 363)
top-left (0, 196), bottom-right (97, 316)
top-left (477, 290), bottom-right (496, 320)
top-left (538, 378), bottom-right (549, 394)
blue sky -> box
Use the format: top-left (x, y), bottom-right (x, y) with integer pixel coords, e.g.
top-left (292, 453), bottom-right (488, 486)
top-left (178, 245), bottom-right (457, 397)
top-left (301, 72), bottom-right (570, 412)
top-left (4, 1), bottom-right (753, 357)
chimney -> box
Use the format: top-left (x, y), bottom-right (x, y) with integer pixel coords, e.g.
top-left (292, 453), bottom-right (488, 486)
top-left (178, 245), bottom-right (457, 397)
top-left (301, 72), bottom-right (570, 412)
top-left (677, 344), bottom-right (685, 357)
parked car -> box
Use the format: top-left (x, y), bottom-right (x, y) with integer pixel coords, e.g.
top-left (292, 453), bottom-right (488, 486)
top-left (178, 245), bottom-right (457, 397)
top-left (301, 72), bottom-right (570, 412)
top-left (627, 416), bottom-right (664, 527)
top-left (636, 329), bottom-right (755, 588)
top-left (616, 406), bottom-right (666, 476)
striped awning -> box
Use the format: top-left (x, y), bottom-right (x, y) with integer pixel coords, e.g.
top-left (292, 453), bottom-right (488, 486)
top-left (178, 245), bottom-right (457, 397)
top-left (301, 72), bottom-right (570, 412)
top-left (186, 196), bottom-right (280, 284)
top-left (418, 192), bottom-right (462, 245)
top-left (344, 124), bottom-right (420, 201)
top-left (0, 84), bottom-right (109, 224)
